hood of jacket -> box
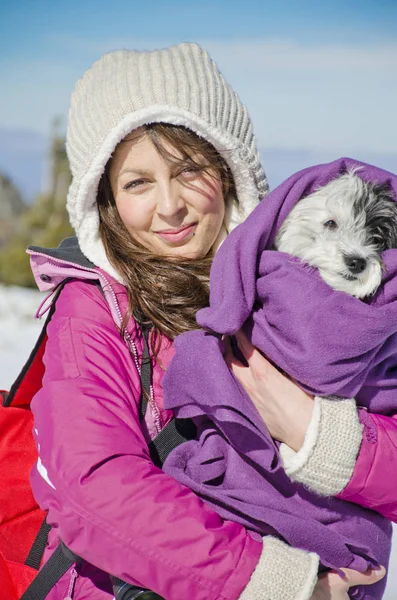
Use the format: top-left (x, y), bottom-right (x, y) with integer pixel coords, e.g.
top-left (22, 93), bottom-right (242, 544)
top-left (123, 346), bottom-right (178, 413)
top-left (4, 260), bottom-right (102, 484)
top-left (28, 236), bottom-right (130, 332)
top-left (28, 236), bottom-right (102, 293)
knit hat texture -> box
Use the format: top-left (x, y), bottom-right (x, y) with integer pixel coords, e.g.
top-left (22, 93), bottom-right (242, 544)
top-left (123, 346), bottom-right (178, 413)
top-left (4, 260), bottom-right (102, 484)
top-left (66, 42), bottom-right (268, 280)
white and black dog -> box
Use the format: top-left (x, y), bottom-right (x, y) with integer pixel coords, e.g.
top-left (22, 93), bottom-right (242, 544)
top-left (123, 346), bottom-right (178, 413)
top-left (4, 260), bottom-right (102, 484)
top-left (275, 171), bottom-right (397, 298)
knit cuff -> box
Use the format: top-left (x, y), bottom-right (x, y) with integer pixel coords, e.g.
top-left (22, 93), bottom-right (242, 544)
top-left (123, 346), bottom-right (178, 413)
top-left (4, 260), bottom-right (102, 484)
top-left (239, 536), bottom-right (319, 600)
top-left (279, 397), bottom-right (363, 496)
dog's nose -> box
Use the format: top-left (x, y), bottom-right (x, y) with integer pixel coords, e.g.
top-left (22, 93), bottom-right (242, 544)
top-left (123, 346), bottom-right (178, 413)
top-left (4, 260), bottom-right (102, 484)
top-left (344, 256), bottom-right (367, 274)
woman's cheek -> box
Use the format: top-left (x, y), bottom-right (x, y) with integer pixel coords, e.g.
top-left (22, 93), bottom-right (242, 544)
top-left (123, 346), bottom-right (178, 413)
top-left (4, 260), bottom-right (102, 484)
top-left (116, 195), bottom-right (152, 231)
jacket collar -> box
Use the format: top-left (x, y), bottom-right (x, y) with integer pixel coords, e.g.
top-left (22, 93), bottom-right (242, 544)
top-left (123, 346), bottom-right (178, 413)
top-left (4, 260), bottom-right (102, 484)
top-left (28, 236), bottom-right (95, 269)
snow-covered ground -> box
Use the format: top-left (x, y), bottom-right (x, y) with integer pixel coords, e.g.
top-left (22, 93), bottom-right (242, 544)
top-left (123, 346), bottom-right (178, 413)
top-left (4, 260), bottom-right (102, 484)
top-left (0, 284), bottom-right (47, 385)
top-left (0, 284), bottom-right (396, 597)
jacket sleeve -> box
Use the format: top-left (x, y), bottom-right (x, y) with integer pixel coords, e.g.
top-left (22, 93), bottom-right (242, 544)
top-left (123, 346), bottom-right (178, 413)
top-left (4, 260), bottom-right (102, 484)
top-left (337, 409), bottom-right (397, 522)
top-left (280, 397), bottom-right (397, 522)
top-left (31, 281), bottom-right (322, 600)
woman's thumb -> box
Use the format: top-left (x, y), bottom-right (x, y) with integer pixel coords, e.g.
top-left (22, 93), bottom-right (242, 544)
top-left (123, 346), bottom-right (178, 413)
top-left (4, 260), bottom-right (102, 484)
top-left (341, 566), bottom-right (386, 587)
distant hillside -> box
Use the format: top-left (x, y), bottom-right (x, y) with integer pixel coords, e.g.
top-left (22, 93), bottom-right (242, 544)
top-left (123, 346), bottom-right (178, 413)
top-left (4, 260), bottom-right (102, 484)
top-left (0, 128), bottom-right (48, 203)
top-left (0, 125), bottom-right (73, 286)
top-left (0, 173), bottom-right (25, 218)
top-left (0, 173), bottom-right (26, 248)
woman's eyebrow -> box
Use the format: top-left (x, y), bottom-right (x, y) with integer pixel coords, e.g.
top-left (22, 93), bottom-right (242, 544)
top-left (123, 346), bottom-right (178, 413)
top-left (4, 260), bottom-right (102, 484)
top-left (119, 167), bottom-right (153, 177)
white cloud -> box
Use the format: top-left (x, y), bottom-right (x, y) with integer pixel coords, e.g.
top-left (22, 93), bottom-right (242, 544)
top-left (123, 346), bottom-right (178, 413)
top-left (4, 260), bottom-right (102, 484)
top-left (204, 39), bottom-right (397, 71)
top-left (199, 40), bottom-right (397, 154)
top-left (43, 34), bottom-right (397, 71)
top-left (1, 37), bottom-right (396, 153)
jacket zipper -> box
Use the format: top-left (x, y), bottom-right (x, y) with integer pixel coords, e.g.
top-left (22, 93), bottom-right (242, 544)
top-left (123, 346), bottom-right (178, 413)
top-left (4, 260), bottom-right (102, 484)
top-left (63, 566), bottom-right (78, 599)
top-left (99, 270), bottom-right (162, 435)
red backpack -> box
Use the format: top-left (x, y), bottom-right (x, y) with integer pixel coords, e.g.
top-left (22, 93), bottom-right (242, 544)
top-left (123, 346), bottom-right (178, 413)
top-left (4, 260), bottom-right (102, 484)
top-left (0, 289), bottom-right (59, 600)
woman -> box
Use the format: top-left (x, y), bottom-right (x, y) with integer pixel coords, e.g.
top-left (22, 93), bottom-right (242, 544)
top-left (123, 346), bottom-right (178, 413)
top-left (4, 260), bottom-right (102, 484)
top-left (29, 43), bottom-right (386, 599)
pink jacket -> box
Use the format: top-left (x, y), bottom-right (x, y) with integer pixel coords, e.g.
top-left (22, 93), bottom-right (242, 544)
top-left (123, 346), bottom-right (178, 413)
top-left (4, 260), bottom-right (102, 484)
top-left (29, 251), bottom-right (261, 600)
top-left (28, 245), bottom-right (397, 599)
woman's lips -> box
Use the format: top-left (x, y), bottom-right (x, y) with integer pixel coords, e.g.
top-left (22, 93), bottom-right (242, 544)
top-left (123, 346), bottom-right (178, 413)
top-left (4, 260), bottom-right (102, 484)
top-left (155, 223), bottom-right (197, 243)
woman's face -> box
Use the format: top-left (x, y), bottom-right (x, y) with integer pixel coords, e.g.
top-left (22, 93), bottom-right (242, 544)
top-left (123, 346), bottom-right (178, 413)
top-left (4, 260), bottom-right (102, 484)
top-left (109, 132), bottom-right (225, 259)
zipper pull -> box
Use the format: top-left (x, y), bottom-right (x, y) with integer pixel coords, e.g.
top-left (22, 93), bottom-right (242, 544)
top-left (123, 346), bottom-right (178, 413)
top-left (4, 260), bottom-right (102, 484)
top-left (63, 567), bottom-right (79, 599)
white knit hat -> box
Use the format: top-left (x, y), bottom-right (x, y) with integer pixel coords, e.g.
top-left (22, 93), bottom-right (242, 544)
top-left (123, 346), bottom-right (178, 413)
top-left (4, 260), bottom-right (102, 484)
top-left (66, 42), bottom-right (268, 280)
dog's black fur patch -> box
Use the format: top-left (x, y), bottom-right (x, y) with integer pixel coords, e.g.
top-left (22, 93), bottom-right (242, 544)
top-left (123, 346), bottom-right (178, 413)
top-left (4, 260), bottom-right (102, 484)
top-left (353, 182), bottom-right (397, 251)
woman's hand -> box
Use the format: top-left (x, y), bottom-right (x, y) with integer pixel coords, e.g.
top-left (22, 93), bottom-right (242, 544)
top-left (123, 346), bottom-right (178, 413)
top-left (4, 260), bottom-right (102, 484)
top-left (310, 567), bottom-right (386, 599)
top-left (224, 329), bottom-right (314, 451)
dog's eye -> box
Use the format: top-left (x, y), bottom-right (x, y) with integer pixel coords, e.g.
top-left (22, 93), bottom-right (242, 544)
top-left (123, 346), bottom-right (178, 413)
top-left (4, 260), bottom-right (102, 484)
top-left (324, 220), bottom-right (338, 230)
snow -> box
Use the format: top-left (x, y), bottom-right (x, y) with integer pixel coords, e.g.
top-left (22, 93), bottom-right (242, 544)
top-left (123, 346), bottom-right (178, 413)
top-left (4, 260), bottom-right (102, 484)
top-left (0, 284), bottom-right (395, 597)
top-left (0, 284), bottom-right (45, 388)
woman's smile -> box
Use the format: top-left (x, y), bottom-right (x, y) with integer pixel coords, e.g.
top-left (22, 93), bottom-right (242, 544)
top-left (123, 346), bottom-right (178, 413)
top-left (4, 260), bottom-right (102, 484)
top-left (154, 222), bottom-right (198, 244)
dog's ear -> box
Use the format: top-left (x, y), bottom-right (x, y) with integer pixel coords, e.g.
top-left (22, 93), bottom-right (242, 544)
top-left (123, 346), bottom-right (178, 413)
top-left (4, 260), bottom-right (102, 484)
top-left (366, 182), bottom-right (397, 250)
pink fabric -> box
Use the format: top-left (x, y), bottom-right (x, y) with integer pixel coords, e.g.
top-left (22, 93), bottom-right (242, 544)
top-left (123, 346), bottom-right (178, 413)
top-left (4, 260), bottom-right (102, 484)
top-left (30, 276), bottom-right (262, 600)
top-left (338, 410), bottom-right (397, 522)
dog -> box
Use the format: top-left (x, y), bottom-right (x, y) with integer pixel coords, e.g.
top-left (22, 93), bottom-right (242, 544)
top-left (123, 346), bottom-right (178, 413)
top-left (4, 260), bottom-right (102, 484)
top-left (274, 170), bottom-right (397, 298)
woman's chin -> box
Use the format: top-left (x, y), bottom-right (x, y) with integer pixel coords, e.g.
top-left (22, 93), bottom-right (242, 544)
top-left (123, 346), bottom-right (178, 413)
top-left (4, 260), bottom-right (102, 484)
top-left (159, 243), bottom-right (207, 260)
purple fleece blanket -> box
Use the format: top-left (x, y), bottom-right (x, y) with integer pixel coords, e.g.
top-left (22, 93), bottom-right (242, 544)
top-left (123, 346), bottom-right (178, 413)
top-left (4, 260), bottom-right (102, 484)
top-left (162, 158), bottom-right (397, 600)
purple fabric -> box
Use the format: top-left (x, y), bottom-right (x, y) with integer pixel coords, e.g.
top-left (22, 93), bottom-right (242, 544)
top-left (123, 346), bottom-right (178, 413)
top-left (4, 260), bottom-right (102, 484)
top-left (163, 158), bottom-right (397, 600)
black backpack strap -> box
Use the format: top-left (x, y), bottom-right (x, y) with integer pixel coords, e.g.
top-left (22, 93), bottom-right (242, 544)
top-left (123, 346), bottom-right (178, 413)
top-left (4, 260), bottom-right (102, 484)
top-left (148, 418), bottom-right (197, 468)
top-left (138, 322), bottom-right (152, 423)
top-left (24, 517), bottom-right (52, 570)
top-left (20, 542), bottom-right (83, 600)
top-left (136, 320), bottom-right (197, 468)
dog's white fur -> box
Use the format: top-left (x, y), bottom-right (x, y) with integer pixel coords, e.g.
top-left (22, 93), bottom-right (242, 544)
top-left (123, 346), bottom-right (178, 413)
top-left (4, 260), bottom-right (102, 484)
top-left (275, 171), bottom-right (393, 298)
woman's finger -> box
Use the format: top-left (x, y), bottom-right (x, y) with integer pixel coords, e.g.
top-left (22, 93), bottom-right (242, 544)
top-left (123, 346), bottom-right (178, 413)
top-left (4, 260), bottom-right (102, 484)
top-left (228, 356), bottom-right (253, 387)
top-left (222, 335), bottom-right (233, 363)
top-left (234, 329), bottom-right (269, 369)
top-left (234, 328), bottom-right (254, 359)
top-left (341, 566), bottom-right (386, 587)
top-left (235, 329), bottom-right (282, 384)
top-left (223, 336), bottom-right (248, 375)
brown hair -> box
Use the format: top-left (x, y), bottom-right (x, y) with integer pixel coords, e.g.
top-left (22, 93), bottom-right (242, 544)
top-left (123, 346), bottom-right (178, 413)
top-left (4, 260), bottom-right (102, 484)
top-left (97, 123), bottom-right (236, 350)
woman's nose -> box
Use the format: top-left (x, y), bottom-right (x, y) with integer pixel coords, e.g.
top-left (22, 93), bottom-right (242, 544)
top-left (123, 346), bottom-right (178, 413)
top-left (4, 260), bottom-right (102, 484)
top-left (156, 181), bottom-right (185, 217)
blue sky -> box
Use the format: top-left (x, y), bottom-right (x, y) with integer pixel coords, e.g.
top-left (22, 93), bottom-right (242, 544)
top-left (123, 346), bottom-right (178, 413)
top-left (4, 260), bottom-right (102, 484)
top-left (1, 0), bottom-right (397, 52)
top-left (1, 0), bottom-right (397, 199)
top-left (2, 0), bottom-right (396, 146)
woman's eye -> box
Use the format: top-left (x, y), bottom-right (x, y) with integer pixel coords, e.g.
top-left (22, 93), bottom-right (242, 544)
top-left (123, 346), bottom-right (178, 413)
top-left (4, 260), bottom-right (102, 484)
top-left (123, 179), bottom-right (147, 190)
top-left (179, 166), bottom-right (201, 178)
top-left (324, 219), bottom-right (338, 230)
